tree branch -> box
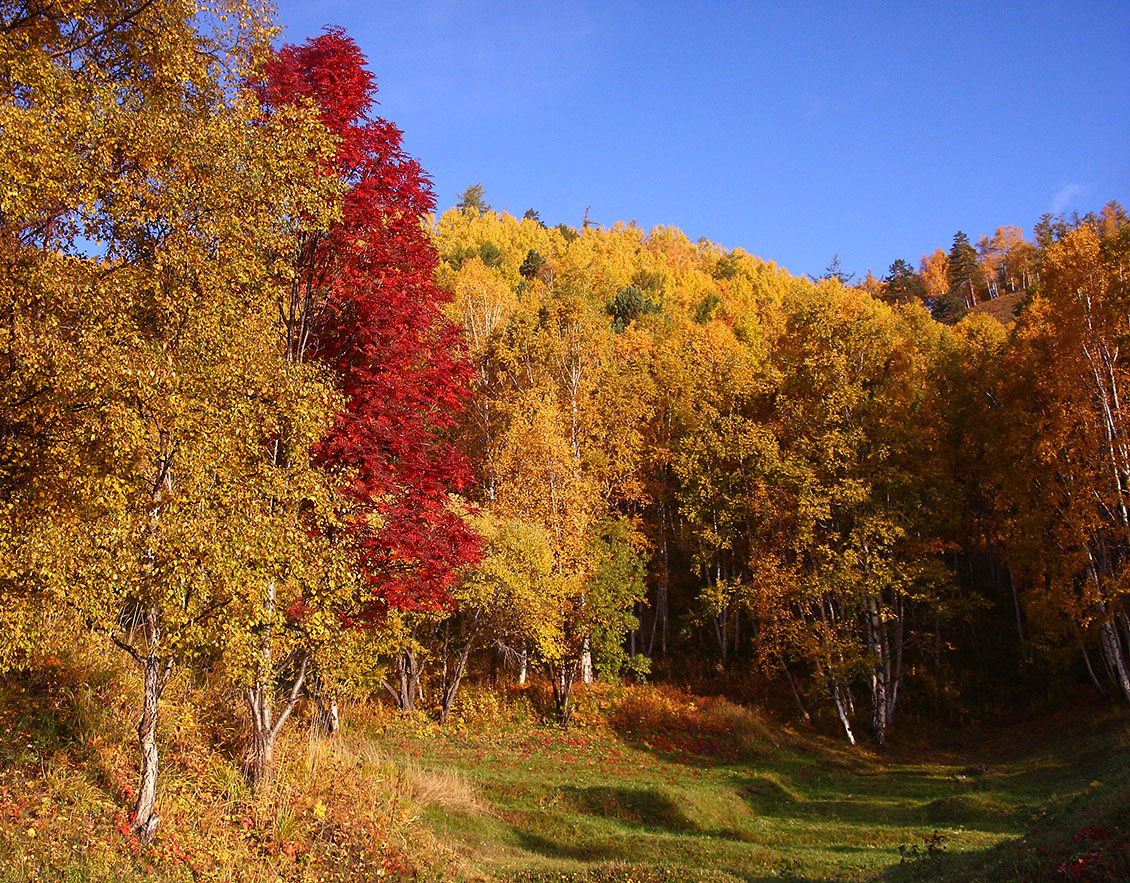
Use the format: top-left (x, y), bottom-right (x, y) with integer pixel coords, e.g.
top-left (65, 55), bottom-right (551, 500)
top-left (110, 634), bottom-right (145, 668)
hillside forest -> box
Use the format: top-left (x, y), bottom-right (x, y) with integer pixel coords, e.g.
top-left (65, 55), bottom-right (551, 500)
top-left (3, 3), bottom-right (1130, 879)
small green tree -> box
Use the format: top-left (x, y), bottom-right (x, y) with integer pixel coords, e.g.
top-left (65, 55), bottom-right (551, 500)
top-left (585, 519), bottom-right (650, 680)
top-left (457, 182), bottom-right (490, 214)
top-left (883, 259), bottom-right (926, 304)
top-left (948, 231), bottom-right (980, 307)
top-left (519, 247), bottom-right (546, 280)
top-left (809, 254), bottom-right (854, 285)
top-left (437, 513), bottom-right (559, 722)
top-left (608, 285), bottom-right (660, 332)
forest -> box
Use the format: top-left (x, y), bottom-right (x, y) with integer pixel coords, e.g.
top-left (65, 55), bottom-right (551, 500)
top-left (2, 2), bottom-right (1130, 882)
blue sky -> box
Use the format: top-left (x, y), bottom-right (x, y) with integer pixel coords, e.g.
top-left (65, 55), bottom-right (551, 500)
top-left (274, 1), bottom-right (1129, 280)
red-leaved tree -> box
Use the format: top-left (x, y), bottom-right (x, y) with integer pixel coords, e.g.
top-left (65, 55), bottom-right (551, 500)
top-left (255, 29), bottom-right (480, 727)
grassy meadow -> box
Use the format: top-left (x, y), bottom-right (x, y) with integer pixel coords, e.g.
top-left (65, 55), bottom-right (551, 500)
top-left (0, 642), bottom-right (1128, 883)
top-left (380, 685), bottom-right (1130, 882)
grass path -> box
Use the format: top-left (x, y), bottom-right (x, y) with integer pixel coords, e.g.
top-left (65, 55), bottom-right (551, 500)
top-left (363, 687), bottom-right (1130, 882)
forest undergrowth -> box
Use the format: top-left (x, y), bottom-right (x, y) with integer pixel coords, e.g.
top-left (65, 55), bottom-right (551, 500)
top-left (1, 640), bottom-right (1127, 883)
top-left (0, 640), bottom-right (454, 882)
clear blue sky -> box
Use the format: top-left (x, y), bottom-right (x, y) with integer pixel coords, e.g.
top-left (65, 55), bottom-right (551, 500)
top-left (274, 1), bottom-right (1129, 280)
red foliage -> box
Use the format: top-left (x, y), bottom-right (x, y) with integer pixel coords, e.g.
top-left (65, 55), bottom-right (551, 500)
top-left (261, 28), bottom-right (479, 611)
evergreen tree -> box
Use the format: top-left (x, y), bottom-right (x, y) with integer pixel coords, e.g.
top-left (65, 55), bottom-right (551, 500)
top-left (810, 253), bottom-right (854, 285)
top-left (948, 231), bottom-right (979, 307)
top-left (519, 248), bottom-right (546, 280)
top-left (457, 182), bottom-right (490, 214)
top-left (883, 259), bottom-right (926, 304)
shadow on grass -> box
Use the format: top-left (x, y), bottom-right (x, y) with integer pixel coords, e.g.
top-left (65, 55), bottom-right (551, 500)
top-left (563, 785), bottom-right (699, 832)
top-left (513, 828), bottom-right (633, 863)
top-left (506, 786), bottom-right (701, 861)
top-left (505, 788), bottom-right (777, 871)
top-left (2, 666), bottom-right (97, 755)
top-left (508, 865), bottom-right (817, 883)
top-left (878, 775), bottom-right (1130, 883)
top-left (0, 659), bottom-right (137, 807)
top-left (735, 772), bottom-right (1026, 834)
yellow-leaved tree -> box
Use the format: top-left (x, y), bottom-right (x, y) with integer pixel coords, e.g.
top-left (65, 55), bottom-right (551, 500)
top-left (0, 0), bottom-right (341, 838)
top-left (996, 225), bottom-right (1130, 703)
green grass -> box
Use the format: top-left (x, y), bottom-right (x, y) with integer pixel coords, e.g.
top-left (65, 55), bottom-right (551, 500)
top-left (1, 648), bottom-right (1128, 882)
top-left (361, 686), bottom-right (1130, 882)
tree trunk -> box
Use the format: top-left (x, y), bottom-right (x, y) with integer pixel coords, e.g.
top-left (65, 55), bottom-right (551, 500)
top-left (383, 648), bottom-right (423, 712)
top-left (1007, 565), bottom-right (1028, 657)
top-left (399, 654), bottom-right (412, 710)
top-left (815, 595), bottom-right (855, 744)
top-left (647, 505), bottom-right (670, 657)
top-left (580, 637), bottom-right (593, 684)
top-left (114, 603), bottom-right (173, 845)
top-left (250, 726), bottom-right (273, 787)
top-left (439, 616), bottom-right (480, 725)
top-left (1079, 638), bottom-right (1107, 696)
top-left (864, 587), bottom-right (904, 748)
top-left (314, 694), bottom-right (340, 736)
top-left (245, 572), bottom-right (311, 787)
top-left (782, 661), bottom-right (812, 723)
top-left (439, 641), bottom-right (473, 725)
top-left (865, 595), bottom-right (890, 747)
top-left (830, 681), bottom-right (856, 746)
top-left (1099, 617), bottom-right (1130, 703)
top-left (132, 653), bottom-right (172, 843)
top-left (247, 650), bottom-right (309, 788)
top-left (713, 607), bottom-right (729, 667)
top-left (127, 446), bottom-right (174, 843)
top-left (550, 661), bottom-right (577, 726)
top-left (247, 651), bottom-right (309, 786)
top-left (710, 561), bottom-right (729, 667)
top-left (309, 667), bottom-right (340, 736)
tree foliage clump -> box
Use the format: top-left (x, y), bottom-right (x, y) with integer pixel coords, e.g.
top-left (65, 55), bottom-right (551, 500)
top-left (1, 3), bottom-right (478, 834)
top-left (431, 198), bottom-right (1130, 746)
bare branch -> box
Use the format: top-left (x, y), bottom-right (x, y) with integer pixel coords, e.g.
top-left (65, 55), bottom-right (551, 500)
top-left (48, 1), bottom-right (160, 61)
top-left (110, 634), bottom-right (144, 667)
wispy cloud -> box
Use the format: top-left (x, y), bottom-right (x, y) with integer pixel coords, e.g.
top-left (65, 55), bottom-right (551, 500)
top-left (1051, 183), bottom-right (1086, 213)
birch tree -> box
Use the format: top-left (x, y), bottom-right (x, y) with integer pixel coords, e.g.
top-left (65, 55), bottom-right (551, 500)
top-left (0, 0), bottom-right (341, 834)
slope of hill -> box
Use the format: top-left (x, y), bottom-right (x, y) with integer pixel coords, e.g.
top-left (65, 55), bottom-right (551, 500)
top-left (968, 291), bottom-right (1028, 325)
top-left (2, 644), bottom-right (1127, 882)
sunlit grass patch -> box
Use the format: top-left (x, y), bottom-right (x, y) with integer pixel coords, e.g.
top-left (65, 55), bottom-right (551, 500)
top-left (363, 685), bottom-right (1130, 882)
